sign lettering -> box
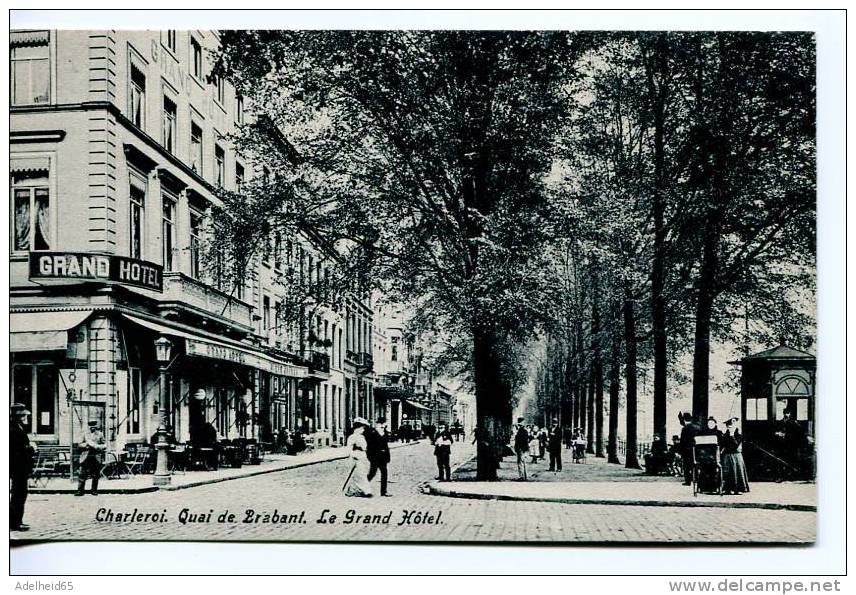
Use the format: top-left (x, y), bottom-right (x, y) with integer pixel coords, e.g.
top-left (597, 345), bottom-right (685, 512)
top-left (29, 252), bottom-right (163, 292)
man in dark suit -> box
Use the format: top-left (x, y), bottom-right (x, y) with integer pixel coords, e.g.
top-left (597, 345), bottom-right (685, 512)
top-left (513, 418), bottom-right (530, 480)
top-left (10, 403), bottom-right (35, 531)
top-left (679, 412), bottom-right (700, 486)
top-left (548, 420), bottom-right (563, 472)
top-left (76, 420), bottom-right (106, 496)
top-left (366, 417), bottom-right (391, 497)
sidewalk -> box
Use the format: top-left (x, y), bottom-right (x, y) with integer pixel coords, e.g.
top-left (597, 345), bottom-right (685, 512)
top-left (30, 440), bottom-right (422, 494)
top-left (425, 453), bottom-right (816, 511)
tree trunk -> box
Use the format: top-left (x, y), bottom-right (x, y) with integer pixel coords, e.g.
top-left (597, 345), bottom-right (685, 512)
top-left (472, 322), bottom-right (507, 481)
top-left (692, 217), bottom-right (721, 422)
top-left (607, 319), bottom-right (622, 464)
top-left (647, 35), bottom-right (670, 447)
top-left (595, 348), bottom-right (605, 458)
top-left (623, 290), bottom-right (641, 469)
top-left (592, 296), bottom-right (605, 458)
top-left (586, 365), bottom-right (595, 454)
top-left (562, 354), bottom-right (573, 429)
top-left (576, 324), bottom-right (585, 433)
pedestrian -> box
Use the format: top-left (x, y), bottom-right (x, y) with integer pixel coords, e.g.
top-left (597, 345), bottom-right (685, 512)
top-left (513, 418), bottom-right (529, 480)
top-left (528, 426), bottom-right (540, 464)
top-left (434, 428), bottom-right (453, 481)
top-left (548, 420), bottom-right (563, 472)
top-left (76, 419), bottom-right (106, 496)
top-left (573, 429), bottom-right (587, 463)
top-left (10, 403), bottom-right (35, 532)
top-left (538, 427), bottom-right (548, 460)
top-left (678, 412), bottom-right (700, 486)
top-left (343, 417), bottom-right (373, 497)
top-left (720, 417), bottom-right (750, 494)
top-left (775, 409), bottom-right (807, 480)
top-left (563, 425), bottom-right (574, 449)
top-left (366, 417), bottom-right (392, 497)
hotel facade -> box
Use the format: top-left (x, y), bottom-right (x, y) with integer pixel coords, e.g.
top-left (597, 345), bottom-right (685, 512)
top-left (10, 29), bottom-right (374, 453)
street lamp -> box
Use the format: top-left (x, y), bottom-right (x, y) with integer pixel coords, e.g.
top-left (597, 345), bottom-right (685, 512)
top-left (153, 336), bottom-right (173, 486)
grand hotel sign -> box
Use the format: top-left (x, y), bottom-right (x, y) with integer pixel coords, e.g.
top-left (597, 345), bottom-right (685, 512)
top-left (29, 252), bottom-right (163, 293)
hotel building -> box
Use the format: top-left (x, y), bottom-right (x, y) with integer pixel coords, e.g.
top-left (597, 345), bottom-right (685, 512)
top-left (10, 29), bottom-right (372, 453)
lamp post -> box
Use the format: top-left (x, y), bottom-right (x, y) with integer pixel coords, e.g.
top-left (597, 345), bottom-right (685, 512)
top-left (153, 336), bottom-right (173, 486)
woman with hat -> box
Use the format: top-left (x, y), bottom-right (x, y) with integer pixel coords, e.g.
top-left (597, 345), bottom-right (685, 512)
top-left (721, 417), bottom-right (750, 494)
top-left (343, 417), bottom-right (372, 497)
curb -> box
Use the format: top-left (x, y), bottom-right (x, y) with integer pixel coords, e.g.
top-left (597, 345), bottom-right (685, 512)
top-left (31, 440), bottom-right (423, 495)
top-left (424, 484), bottom-right (816, 512)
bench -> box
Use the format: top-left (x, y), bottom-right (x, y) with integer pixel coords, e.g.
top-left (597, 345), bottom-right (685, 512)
top-left (30, 445), bottom-right (72, 487)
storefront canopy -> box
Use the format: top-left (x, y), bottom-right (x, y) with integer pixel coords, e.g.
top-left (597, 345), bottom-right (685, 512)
top-left (403, 399), bottom-right (431, 411)
top-left (10, 310), bottom-right (92, 352)
top-left (121, 313), bottom-right (307, 379)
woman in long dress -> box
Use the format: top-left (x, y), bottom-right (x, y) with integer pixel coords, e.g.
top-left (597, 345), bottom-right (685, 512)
top-left (343, 418), bottom-right (373, 497)
top-left (720, 417), bottom-right (750, 494)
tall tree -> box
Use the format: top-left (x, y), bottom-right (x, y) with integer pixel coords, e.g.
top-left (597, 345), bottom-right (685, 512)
top-left (216, 31), bottom-right (586, 479)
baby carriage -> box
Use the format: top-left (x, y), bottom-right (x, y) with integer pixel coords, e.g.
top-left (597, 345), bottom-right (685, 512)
top-left (572, 440), bottom-right (586, 464)
top-left (692, 435), bottom-right (722, 496)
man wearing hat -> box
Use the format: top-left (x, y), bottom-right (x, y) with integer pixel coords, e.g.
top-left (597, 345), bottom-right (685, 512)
top-left (10, 403), bottom-right (35, 531)
top-left (548, 419), bottom-right (563, 472)
top-left (678, 412), bottom-right (701, 486)
top-left (513, 417), bottom-right (529, 480)
top-left (366, 417), bottom-right (392, 496)
top-left (76, 419), bottom-right (106, 496)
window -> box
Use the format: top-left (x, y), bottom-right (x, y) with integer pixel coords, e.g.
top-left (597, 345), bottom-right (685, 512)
top-left (161, 191), bottom-right (176, 270)
top-left (263, 296), bottom-right (271, 334)
top-left (11, 171), bottom-right (50, 252)
top-left (213, 245), bottom-right (226, 291)
top-left (165, 30), bottom-right (177, 54)
top-left (12, 364), bottom-right (57, 435)
top-left (127, 368), bottom-right (142, 434)
top-left (189, 210), bottom-right (203, 279)
top-left (128, 171), bottom-right (146, 259)
top-left (235, 162), bottom-right (245, 190)
top-left (215, 144), bottom-right (225, 186)
top-left (162, 95), bottom-right (177, 153)
top-left (274, 231), bottom-right (282, 270)
top-left (236, 95), bottom-right (244, 124)
top-left (190, 122), bottom-right (203, 174)
top-left (744, 398), bottom-right (768, 421)
top-left (11, 32), bottom-right (50, 105)
top-left (214, 75), bottom-right (225, 104)
top-left (129, 64), bottom-right (146, 128)
top-left (191, 37), bottom-right (203, 80)
top-left (216, 388), bottom-right (229, 437)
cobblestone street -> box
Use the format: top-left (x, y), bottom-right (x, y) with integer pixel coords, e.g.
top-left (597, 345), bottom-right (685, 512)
top-left (12, 441), bottom-right (815, 544)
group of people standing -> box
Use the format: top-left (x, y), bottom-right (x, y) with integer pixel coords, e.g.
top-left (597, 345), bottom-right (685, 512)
top-left (10, 402), bottom-right (107, 532)
top-left (341, 417), bottom-right (457, 496)
top-left (678, 412), bottom-right (750, 495)
top-left (513, 418), bottom-right (564, 480)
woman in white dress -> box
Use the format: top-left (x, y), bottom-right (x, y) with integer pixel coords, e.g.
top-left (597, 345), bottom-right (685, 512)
top-left (343, 417), bottom-right (373, 497)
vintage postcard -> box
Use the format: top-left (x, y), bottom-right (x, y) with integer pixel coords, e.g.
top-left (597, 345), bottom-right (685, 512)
top-left (9, 24), bottom-right (817, 547)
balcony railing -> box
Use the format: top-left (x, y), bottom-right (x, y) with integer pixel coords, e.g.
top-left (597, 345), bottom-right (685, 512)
top-left (358, 352), bottom-right (374, 371)
top-left (309, 351), bottom-right (331, 375)
top-left (161, 272), bottom-right (253, 329)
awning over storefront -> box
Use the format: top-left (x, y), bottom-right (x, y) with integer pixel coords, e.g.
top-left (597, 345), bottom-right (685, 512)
top-left (403, 399), bottom-right (431, 411)
top-left (10, 310), bottom-right (92, 352)
top-left (121, 313), bottom-right (307, 378)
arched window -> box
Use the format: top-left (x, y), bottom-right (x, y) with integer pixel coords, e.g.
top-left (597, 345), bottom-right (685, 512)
top-left (775, 376), bottom-right (810, 397)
